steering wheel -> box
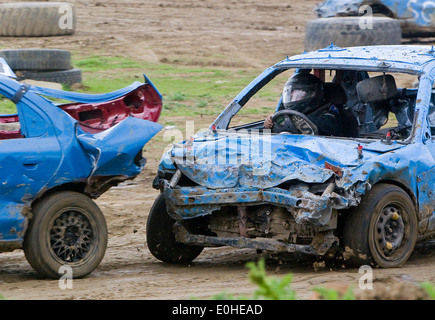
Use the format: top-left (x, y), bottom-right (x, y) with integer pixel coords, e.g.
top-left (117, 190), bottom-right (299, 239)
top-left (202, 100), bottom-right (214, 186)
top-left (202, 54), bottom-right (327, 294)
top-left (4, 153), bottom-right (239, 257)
top-left (271, 110), bottom-right (319, 135)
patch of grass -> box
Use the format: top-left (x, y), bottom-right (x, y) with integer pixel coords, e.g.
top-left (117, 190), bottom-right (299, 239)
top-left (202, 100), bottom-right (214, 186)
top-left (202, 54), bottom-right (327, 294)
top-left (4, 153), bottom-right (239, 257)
top-left (0, 98), bottom-right (17, 114)
top-left (70, 54), bottom-right (275, 117)
top-left (209, 259), bottom-right (435, 300)
top-left (0, 54), bottom-right (282, 117)
top-left (311, 286), bottom-right (356, 300)
top-left (0, 53), bottom-right (281, 117)
top-left (212, 259), bottom-right (297, 300)
top-left (195, 100), bottom-right (208, 108)
top-left (168, 91), bottom-right (187, 101)
top-left (420, 282), bottom-right (435, 299)
top-left (74, 55), bottom-right (143, 72)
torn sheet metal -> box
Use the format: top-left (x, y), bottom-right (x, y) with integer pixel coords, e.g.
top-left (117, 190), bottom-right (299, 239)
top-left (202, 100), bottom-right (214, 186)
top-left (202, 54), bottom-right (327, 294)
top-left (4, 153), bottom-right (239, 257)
top-left (167, 130), bottom-right (408, 190)
top-left (29, 77), bottom-right (161, 103)
top-left (162, 129), bottom-right (435, 228)
top-left (0, 71), bottom-right (163, 246)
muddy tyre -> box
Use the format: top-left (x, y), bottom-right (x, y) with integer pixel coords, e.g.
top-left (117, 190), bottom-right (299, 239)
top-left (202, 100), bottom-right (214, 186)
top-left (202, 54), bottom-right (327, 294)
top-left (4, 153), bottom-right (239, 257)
top-left (343, 184), bottom-right (417, 268)
top-left (23, 191), bottom-right (108, 279)
top-left (0, 49), bottom-right (72, 71)
top-left (18, 68), bottom-right (82, 85)
top-left (146, 193), bottom-right (203, 263)
top-left (0, 2), bottom-right (76, 37)
top-left (304, 17), bottom-right (402, 51)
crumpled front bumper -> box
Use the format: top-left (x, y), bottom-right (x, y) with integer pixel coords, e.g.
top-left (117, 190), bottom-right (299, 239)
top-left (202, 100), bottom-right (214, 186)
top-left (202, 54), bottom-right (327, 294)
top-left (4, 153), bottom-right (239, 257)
top-left (164, 178), bottom-right (356, 227)
top-left (160, 170), bottom-right (363, 255)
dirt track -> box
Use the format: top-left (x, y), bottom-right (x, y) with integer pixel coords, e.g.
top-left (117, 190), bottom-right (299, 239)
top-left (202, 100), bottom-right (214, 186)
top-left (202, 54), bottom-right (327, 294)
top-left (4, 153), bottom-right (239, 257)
top-left (2, 0), bottom-right (435, 300)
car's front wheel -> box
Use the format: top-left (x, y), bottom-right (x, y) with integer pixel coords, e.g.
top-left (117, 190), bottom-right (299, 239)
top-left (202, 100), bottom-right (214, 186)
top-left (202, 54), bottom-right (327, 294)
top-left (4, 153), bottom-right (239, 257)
top-left (23, 191), bottom-right (108, 279)
top-left (146, 193), bottom-right (203, 263)
top-left (343, 183), bottom-right (417, 268)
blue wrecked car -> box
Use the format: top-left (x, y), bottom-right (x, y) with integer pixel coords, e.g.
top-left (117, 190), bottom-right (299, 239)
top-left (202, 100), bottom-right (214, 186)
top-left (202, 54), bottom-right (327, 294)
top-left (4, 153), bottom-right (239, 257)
top-left (305, 0), bottom-right (435, 51)
top-left (0, 59), bottom-right (163, 278)
top-left (148, 44), bottom-right (435, 268)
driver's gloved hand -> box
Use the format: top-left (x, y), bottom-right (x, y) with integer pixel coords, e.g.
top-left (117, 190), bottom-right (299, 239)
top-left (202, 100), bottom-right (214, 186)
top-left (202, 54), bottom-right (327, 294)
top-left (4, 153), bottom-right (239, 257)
top-left (264, 114), bottom-right (274, 129)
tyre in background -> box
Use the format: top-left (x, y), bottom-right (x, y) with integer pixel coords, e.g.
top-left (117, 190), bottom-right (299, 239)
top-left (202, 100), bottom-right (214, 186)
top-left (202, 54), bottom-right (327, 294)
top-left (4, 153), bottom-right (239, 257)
top-left (0, 48), bottom-right (82, 85)
top-left (17, 68), bottom-right (82, 86)
top-left (304, 17), bottom-right (402, 51)
top-left (0, 2), bottom-right (76, 37)
top-left (0, 49), bottom-right (72, 71)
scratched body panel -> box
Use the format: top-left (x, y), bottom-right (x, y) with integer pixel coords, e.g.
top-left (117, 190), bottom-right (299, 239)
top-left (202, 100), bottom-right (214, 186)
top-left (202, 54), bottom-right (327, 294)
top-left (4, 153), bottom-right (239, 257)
top-left (0, 58), bottom-right (163, 249)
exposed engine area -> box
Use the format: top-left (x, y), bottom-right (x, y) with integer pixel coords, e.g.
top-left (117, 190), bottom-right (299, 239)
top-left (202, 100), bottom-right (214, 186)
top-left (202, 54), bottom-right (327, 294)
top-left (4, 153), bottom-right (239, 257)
top-left (208, 205), bottom-right (316, 245)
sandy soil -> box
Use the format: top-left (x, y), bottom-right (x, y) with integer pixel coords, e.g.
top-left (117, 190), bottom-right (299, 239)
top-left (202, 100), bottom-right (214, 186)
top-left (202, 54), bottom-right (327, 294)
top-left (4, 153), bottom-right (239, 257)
top-left (1, 0), bottom-right (435, 301)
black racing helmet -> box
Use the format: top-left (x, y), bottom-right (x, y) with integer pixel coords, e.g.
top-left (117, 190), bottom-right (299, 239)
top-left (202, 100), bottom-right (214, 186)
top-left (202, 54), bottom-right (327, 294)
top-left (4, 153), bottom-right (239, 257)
top-left (281, 72), bottom-right (324, 114)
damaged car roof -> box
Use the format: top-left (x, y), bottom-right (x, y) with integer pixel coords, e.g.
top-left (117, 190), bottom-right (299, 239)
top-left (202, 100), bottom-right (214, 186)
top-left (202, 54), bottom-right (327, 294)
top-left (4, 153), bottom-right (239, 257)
top-left (277, 44), bottom-right (435, 75)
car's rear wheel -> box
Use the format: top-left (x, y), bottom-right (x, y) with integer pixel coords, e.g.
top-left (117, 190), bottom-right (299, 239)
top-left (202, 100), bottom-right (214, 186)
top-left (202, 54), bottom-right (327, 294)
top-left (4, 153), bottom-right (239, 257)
top-left (146, 193), bottom-right (203, 263)
top-left (343, 183), bottom-right (417, 268)
top-left (23, 191), bottom-right (108, 279)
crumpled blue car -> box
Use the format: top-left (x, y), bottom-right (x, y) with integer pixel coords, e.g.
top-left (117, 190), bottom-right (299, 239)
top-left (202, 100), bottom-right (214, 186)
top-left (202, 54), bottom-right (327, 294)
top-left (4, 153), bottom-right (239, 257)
top-left (148, 44), bottom-right (435, 268)
top-left (0, 59), bottom-right (162, 278)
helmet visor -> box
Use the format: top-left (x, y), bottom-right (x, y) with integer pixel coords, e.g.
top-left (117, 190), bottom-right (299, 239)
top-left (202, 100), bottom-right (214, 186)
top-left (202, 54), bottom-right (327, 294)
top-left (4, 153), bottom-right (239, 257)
top-left (282, 84), bottom-right (318, 107)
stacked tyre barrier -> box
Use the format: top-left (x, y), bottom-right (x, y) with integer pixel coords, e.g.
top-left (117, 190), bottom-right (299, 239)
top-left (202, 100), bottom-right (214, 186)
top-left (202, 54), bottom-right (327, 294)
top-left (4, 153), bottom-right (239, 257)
top-left (0, 49), bottom-right (82, 86)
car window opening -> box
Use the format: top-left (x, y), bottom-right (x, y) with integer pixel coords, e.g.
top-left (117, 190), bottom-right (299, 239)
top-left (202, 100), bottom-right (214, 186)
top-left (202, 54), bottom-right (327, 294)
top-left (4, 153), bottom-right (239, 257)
top-left (0, 94), bottom-right (22, 140)
top-left (229, 68), bottom-right (420, 142)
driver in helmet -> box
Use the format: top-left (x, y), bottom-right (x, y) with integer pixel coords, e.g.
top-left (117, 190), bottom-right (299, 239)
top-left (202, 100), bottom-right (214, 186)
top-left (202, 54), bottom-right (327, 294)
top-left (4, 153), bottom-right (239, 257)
top-left (264, 72), bottom-right (347, 136)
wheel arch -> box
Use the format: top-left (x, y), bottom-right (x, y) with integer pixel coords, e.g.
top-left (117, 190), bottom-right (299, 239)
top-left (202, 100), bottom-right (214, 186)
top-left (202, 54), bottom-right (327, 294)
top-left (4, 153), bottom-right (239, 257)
top-left (371, 179), bottom-right (417, 209)
top-left (336, 179), bottom-right (417, 238)
top-left (341, 179), bottom-right (418, 268)
top-left (30, 182), bottom-right (88, 211)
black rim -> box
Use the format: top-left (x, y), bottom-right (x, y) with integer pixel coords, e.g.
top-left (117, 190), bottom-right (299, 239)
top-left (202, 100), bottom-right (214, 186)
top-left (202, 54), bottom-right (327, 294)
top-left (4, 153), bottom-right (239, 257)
top-left (373, 202), bottom-right (409, 262)
top-left (49, 209), bottom-right (94, 263)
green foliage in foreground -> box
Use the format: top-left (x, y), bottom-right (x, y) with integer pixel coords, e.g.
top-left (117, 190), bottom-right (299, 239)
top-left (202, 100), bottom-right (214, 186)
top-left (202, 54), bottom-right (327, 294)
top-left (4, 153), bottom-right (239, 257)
top-left (420, 282), bottom-right (435, 299)
top-left (212, 258), bottom-right (354, 300)
top-left (211, 258), bottom-right (435, 300)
